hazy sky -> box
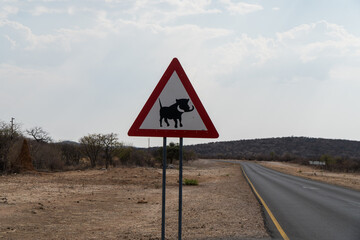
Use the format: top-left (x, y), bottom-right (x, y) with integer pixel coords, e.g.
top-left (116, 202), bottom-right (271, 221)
top-left (1, 0), bottom-right (360, 147)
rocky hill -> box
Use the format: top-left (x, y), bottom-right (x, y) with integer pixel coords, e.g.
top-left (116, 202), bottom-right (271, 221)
top-left (184, 137), bottom-right (360, 161)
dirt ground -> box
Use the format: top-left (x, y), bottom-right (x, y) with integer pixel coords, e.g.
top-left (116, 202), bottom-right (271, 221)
top-left (259, 161), bottom-right (360, 191)
top-left (0, 159), bottom-right (268, 240)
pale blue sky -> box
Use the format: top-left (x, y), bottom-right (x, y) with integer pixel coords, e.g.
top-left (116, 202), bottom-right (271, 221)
top-left (1, 0), bottom-right (360, 147)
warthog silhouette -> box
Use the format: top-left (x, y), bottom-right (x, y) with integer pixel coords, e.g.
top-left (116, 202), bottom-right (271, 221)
top-left (159, 98), bottom-right (194, 128)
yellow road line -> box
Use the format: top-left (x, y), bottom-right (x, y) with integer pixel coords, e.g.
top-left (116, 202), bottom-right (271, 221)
top-left (242, 167), bottom-right (290, 240)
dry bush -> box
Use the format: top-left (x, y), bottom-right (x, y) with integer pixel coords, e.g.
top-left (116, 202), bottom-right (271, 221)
top-left (7, 138), bottom-right (26, 172)
top-left (115, 147), bottom-right (132, 165)
top-left (30, 141), bottom-right (64, 171)
top-left (113, 147), bottom-right (156, 167)
top-left (59, 143), bottom-right (81, 166)
top-left (127, 149), bottom-right (154, 167)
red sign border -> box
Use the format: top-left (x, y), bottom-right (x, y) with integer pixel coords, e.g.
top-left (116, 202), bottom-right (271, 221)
top-left (128, 58), bottom-right (219, 138)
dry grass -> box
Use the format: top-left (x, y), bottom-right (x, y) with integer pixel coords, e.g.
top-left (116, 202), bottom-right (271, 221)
top-left (0, 159), bottom-right (268, 240)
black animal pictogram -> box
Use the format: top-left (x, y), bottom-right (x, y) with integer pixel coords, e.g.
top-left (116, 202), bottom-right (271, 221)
top-left (159, 98), bottom-right (194, 128)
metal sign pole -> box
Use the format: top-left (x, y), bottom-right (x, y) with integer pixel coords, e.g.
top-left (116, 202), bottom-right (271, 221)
top-left (178, 137), bottom-right (183, 240)
top-left (161, 137), bottom-right (167, 240)
top-left (127, 58), bottom-right (219, 240)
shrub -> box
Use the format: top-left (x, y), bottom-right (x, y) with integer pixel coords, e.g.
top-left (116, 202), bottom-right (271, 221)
top-left (183, 178), bottom-right (198, 186)
top-left (130, 149), bottom-right (154, 167)
top-left (30, 141), bottom-right (63, 171)
top-left (59, 143), bottom-right (81, 166)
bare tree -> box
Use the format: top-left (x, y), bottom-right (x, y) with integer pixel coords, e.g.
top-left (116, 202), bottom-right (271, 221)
top-left (30, 142), bottom-right (63, 171)
top-left (101, 133), bottom-right (122, 169)
top-left (79, 134), bottom-right (103, 168)
top-left (59, 142), bottom-right (81, 166)
top-left (26, 126), bottom-right (52, 143)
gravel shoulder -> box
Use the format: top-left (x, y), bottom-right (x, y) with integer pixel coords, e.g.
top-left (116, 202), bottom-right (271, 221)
top-left (0, 159), bottom-right (268, 240)
top-left (258, 161), bottom-right (360, 191)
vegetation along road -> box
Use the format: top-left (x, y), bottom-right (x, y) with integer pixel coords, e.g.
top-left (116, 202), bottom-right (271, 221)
top-left (240, 161), bottom-right (360, 240)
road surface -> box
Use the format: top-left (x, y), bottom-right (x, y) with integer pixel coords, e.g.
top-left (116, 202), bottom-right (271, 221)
top-left (240, 161), bottom-right (360, 240)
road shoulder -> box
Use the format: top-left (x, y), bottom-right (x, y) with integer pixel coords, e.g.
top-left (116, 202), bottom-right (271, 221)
top-left (258, 161), bottom-right (360, 191)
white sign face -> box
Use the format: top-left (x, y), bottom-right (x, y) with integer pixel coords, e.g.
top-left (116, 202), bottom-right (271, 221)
top-left (128, 57), bottom-right (218, 138)
top-left (139, 71), bottom-right (207, 131)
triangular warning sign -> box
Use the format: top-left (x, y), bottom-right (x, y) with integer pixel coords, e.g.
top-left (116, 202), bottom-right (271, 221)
top-left (128, 58), bottom-right (219, 138)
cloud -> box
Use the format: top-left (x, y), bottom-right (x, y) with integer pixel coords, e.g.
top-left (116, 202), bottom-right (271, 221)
top-left (217, 21), bottom-right (360, 69)
top-left (0, 5), bottom-right (18, 18)
top-left (26, 0), bottom-right (70, 2)
top-left (4, 34), bottom-right (16, 48)
top-left (0, 19), bottom-right (56, 50)
top-left (0, 63), bottom-right (69, 86)
top-left (124, 0), bottom-right (220, 24)
top-left (31, 6), bottom-right (67, 16)
top-left (329, 65), bottom-right (360, 84)
top-left (5, 14), bottom-right (358, 92)
top-left (1, 0), bottom-right (360, 145)
top-left (220, 0), bottom-right (263, 15)
top-left (276, 21), bottom-right (360, 63)
top-left (0, 16), bottom-right (109, 53)
top-left (0, 63), bottom-right (67, 117)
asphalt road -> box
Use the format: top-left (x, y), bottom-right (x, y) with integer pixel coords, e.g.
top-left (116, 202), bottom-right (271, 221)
top-left (240, 162), bottom-right (360, 240)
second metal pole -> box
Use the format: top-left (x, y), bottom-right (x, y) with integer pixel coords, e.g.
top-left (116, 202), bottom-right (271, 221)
top-left (161, 137), bottom-right (167, 240)
top-left (178, 137), bottom-right (183, 240)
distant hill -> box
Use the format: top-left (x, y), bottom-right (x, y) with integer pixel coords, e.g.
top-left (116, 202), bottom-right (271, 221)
top-left (184, 137), bottom-right (360, 161)
top-left (58, 140), bottom-right (80, 145)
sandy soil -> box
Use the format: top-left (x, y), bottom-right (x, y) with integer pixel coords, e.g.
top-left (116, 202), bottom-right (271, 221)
top-left (0, 160), bottom-right (268, 240)
top-left (259, 161), bottom-right (360, 191)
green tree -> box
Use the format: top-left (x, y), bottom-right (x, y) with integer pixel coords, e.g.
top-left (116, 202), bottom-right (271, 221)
top-left (115, 147), bottom-right (132, 165)
top-left (167, 142), bottom-right (179, 164)
top-left (320, 154), bottom-right (336, 170)
top-left (156, 142), bottom-right (180, 165)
